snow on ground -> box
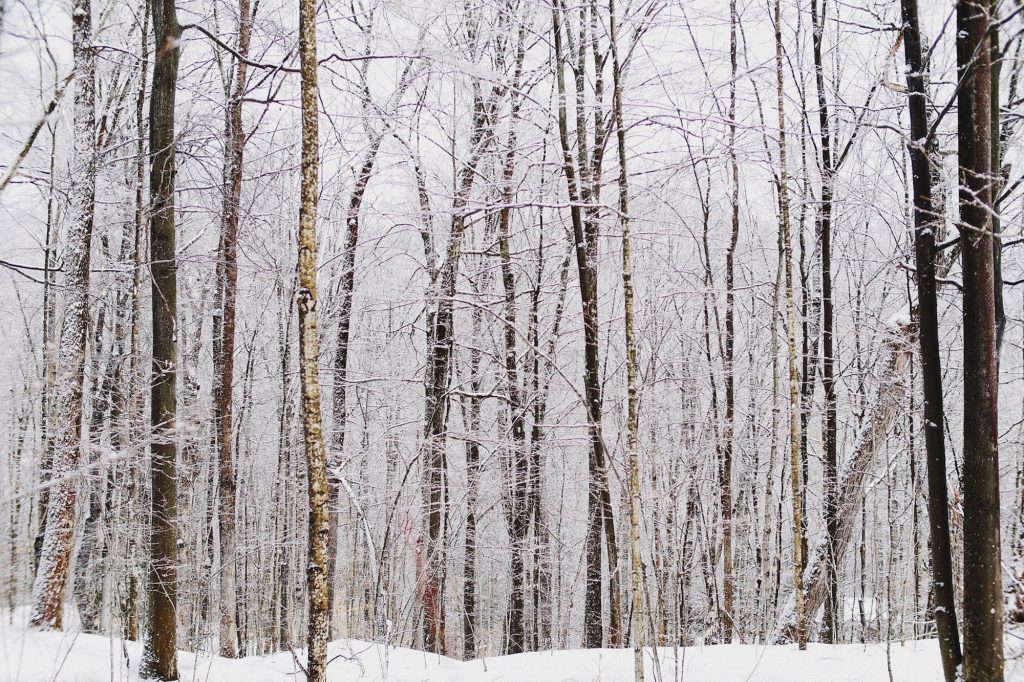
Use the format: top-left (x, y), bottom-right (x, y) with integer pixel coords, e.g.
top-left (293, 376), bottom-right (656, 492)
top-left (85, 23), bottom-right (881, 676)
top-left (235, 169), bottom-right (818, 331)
top-left (3, 616), bottom-right (1024, 681)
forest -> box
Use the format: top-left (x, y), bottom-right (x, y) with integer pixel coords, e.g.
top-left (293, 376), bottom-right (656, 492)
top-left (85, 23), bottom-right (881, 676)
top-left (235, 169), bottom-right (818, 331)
top-left (0, 0), bottom-right (1022, 680)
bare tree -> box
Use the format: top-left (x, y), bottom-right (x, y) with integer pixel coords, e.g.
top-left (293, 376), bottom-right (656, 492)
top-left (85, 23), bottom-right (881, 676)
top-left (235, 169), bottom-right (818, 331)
top-left (609, 0), bottom-right (642, 673)
top-left (957, 0), bottom-right (1004, 679)
top-left (211, 0), bottom-right (251, 658)
top-left (899, 0), bottom-right (962, 677)
top-left (28, 0), bottom-right (96, 631)
top-left (141, 0), bottom-right (182, 677)
top-left (774, 0), bottom-right (806, 650)
top-left (297, 0), bottom-right (329, 677)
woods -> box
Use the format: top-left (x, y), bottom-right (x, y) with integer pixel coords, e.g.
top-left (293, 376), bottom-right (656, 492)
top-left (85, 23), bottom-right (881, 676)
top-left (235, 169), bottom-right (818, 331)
top-left (1, 0), bottom-right (1023, 680)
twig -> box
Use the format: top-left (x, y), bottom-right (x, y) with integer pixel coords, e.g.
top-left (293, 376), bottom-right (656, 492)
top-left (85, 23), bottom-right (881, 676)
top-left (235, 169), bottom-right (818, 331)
top-left (0, 72), bottom-right (74, 194)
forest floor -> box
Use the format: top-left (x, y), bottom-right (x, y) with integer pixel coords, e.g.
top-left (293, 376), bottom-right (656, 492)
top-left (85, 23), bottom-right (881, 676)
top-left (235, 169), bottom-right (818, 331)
top-left (5, 615), bottom-right (1024, 681)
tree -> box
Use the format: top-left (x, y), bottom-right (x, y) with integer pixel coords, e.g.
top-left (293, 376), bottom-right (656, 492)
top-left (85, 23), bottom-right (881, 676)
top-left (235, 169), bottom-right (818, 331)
top-left (810, 0), bottom-right (839, 642)
top-left (609, 0), bottom-right (643, 673)
top-left (326, 26), bottom-right (418, 637)
top-left (899, 0), bottom-right (963, 677)
top-left (296, 0), bottom-right (330, 677)
top-left (720, 0), bottom-right (740, 643)
top-left (496, 14), bottom-right (529, 654)
top-left (957, 0), bottom-right (1004, 679)
top-left (418, 7), bottom-right (508, 652)
top-left (551, 0), bottom-right (621, 646)
top-left (141, 0), bottom-right (182, 677)
top-left (211, 0), bottom-right (251, 658)
top-left (28, 0), bottom-right (96, 631)
top-left (774, 0), bottom-right (806, 650)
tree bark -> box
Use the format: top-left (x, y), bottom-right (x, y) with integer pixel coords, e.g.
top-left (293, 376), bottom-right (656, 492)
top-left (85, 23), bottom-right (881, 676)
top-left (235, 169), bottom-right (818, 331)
top-left (28, 0), bottom-right (96, 631)
top-left (461, 328), bottom-right (483, 659)
top-left (811, 0), bottom-right (839, 643)
top-left (141, 0), bottom-right (181, 677)
top-left (420, 28), bottom-right (503, 653)
top-left (551, 0), bottom-right (616, 647)
top-left (297, 0), bottom-right (330, 677)
top-left (719, 0), bottom-right (740, 644)
top-left (899, 0), bottom-right (963, 677)
top-left (496, 21), bottom-right (528, 654)
top-left (212, 0), bottom-right (250, 658)
top-left (957, 1), bottom-right (1004, 679)
top-left (609, 0), bottom-right (642, 673)
top-left (774, 0), bottom-right (806, 649)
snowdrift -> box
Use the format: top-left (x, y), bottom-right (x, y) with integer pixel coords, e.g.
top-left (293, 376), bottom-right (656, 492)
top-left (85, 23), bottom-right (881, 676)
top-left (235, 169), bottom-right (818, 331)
top-left (7, 619), bottom-right (1021, 681)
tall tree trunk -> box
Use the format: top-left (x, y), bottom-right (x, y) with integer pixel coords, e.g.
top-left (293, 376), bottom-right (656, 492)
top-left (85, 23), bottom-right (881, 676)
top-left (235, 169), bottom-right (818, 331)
top-left (551, 0), bottom-right (614, 646)
top-left (141, 0), bottom-right (181, 677)
top-left (957, 1), bottom-right (1004, 679)
top-left (774, 0), bottom-right (806, 650)
top-left (609, 0), bottom-right (642, 673)
top-left (212, 0), bottom-right (250, 658)
top-left (326, 50), bottom-right (417, 635)
top-left (122, 1), bottom-right (149, 642)
top-left (527, 230), bottom-right (572, 652)
top-left (497, 22), bottom-right (528, 654)
top-left (420, 34), bottom-right (502, 654)
top-left (76, 289), bottom-right (113, 634)
top-left (326, 143), bottom-right (374, 636)
top-left (899, 1), bottom-right (963, 677)
top-left (28, 0), bottom-right (96, 630)
top-left (719, 0), bottom-right (740, 644)
top-left (275, 282), bottom-right (295, 651)
top-left (811, 0), bottom-right (839, 643)
top-left (297, 0), bottom-right (329, 677)
top-left (462, 330), bottom-right (482, 659)
top-left (34, 132), bottom-right (59, 575)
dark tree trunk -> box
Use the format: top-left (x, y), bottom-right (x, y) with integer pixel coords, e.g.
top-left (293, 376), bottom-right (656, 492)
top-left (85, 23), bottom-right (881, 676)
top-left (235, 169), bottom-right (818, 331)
top-left (141, 0), bottom-right (181, 677)
top-left (420, 35), bottom-right (501, 653)
top-left (811, 0), bottom-right (839, 643)
top-left (212, 0), bottom-right (250, 658)
top-left (719, 0), bottom-right (740, 643)
top-left (899, 1), bottom-right (963, 677)
top-left (956, 1), bottom-right (1004, 679)
top-left (326, 148), bottom-right (375, 635)
top-left (551, 0), bottom-right (616, 647)
top-left (497, 27), bottom-right (529, 653)
top-left (462, 349), bottom-right (482, 659)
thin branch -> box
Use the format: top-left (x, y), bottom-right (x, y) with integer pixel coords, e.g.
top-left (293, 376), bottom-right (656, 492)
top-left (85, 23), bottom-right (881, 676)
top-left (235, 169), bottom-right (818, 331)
top-left (0, 72), bottom-right (74, 194)
top-left (181, 22), bottom-right (425, 74)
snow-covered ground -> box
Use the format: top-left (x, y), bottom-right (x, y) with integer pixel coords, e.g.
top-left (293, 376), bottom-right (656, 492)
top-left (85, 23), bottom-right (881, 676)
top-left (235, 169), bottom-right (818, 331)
top-left (5, 619), bottom-right (1024, 682)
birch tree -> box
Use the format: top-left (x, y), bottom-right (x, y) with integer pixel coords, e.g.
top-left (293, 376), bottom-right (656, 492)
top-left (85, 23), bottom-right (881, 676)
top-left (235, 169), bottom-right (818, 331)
top-left (296, 0), bottom-right (329, 676)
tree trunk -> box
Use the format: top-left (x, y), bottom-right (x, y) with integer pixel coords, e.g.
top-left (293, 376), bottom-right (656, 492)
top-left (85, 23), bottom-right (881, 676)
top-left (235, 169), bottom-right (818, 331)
top-left (811, 0), bottom-right (839, 643)
top-left (899, 0), bottom-right (963, 677)
top-left (610, 0), bottom-right (642, 673)
top-left (326, 146), bottom-right (373, 636)
top-left (141, 0), bottom-right (181, 677)
top-left (297, 0), bottom-right (330, 677)
top-left (774, 0), bottom-right (806, 649)
top-left (28, 0), bottom-right (96, 630)
top-left (497, 24), bottom-right (528, 654)
top-left (551, 0), bottom-right (615, 647)
top-left (957, 1), bottom-right (1004, 678)
top-left (212, 0), bottom-right (250, 658)
top-left (462, 338), bottom-right (482, 659)
top-left (420, 35), bottom-right (502, 653)
top-left (719, 0), bottom-right (740, 644)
